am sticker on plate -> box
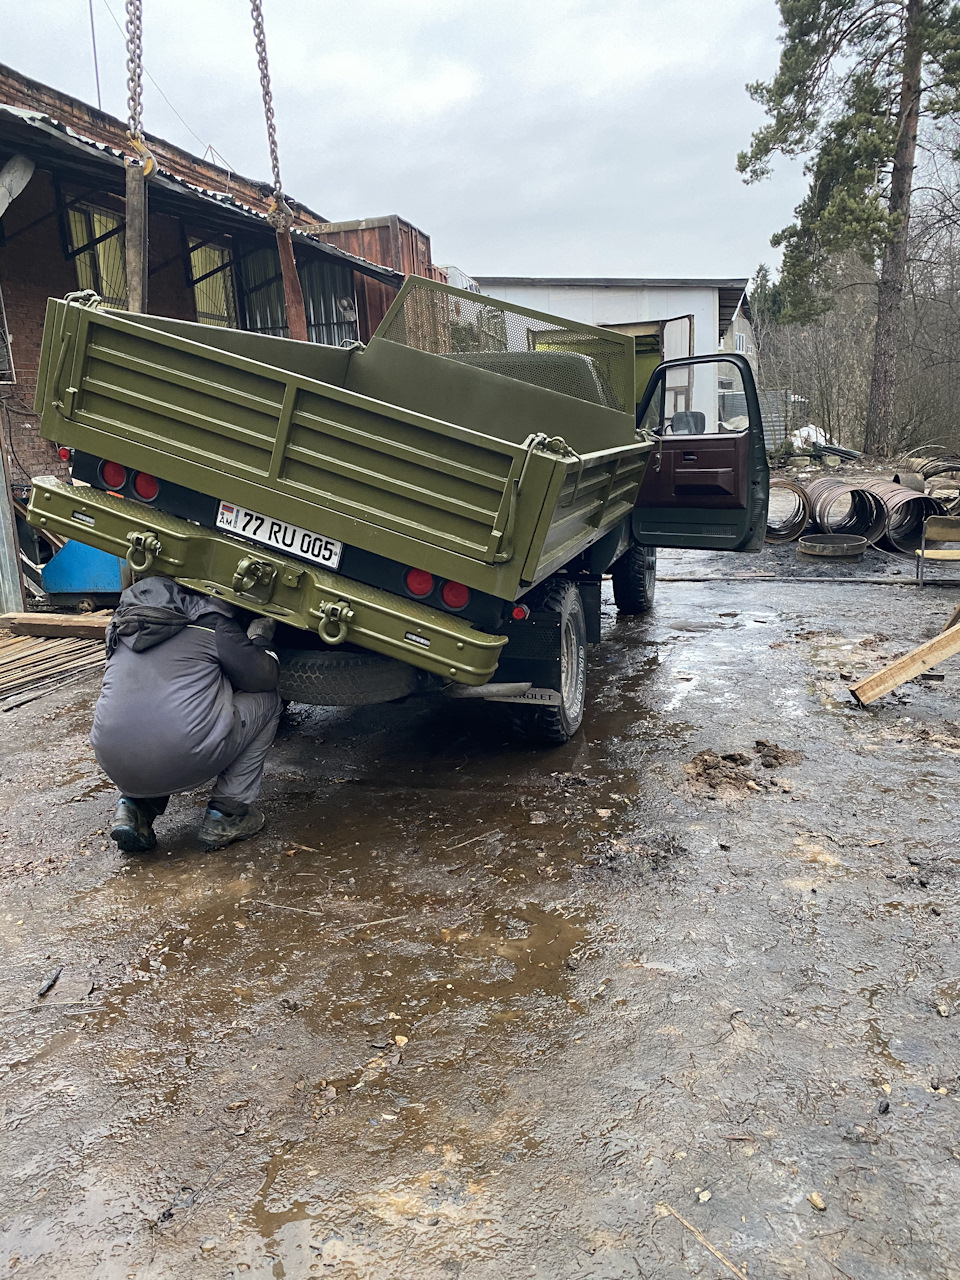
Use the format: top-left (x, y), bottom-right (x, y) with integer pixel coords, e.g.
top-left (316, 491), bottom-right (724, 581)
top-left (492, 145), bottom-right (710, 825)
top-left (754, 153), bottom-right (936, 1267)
top-left (216, 501), bottom-right (343, 570)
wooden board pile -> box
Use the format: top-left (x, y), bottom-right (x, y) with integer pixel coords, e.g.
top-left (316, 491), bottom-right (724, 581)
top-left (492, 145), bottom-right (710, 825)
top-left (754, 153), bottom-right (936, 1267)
top-left (0, 614), bottom-right (109, 712)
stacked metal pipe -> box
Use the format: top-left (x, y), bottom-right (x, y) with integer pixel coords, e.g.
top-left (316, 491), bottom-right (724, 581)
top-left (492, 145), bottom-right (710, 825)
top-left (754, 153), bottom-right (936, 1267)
top-left (765, 471), bottom-right (948, 551)
top-left (765, 479), bottom-right (811, 543)
top-left (857, 478), bottom-right (943, 552)
top-left (804, 477), bottom-right (887, 544)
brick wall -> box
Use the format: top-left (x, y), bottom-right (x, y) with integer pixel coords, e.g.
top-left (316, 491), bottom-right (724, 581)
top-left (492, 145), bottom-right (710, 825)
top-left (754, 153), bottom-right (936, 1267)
top-left (0, 162), bottom-right (200, 483)
top-left (0, 168), bottom-right (75, 483)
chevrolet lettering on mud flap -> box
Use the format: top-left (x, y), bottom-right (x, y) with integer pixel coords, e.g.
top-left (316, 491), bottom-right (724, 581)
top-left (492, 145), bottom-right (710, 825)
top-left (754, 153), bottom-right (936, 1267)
top-left (30, 278), bottom-right (768, 741)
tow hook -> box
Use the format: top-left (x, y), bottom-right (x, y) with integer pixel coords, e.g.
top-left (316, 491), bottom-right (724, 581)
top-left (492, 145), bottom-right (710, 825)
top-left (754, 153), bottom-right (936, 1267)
top-left (318, 599), bottom-right (354, 645)
top-left (125, 530), bottom-right (162, 573)
top-left (232, 556), bottom-right (278, 604)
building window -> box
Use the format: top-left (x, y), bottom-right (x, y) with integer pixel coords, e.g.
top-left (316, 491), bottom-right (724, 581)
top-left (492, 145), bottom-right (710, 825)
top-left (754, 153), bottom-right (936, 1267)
top-left (735, 331), bottom-right (746, 353)
top-left (236, 243), bottom-right (359, 345)
top-left (67, 205), bottom-right (127, 307)
top-left (300, 258), bottom-right (358, 346)
top-left (188, 238), bottom-right (238, 327)
top-left (236, 245), bottom-right (287, 337)
top-left (0, 285), bottom-right (14, 383)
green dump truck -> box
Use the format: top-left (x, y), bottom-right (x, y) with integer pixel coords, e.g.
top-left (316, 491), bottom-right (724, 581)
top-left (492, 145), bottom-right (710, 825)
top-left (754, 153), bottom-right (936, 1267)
top-left (27, 278), bottom-right (768, 742)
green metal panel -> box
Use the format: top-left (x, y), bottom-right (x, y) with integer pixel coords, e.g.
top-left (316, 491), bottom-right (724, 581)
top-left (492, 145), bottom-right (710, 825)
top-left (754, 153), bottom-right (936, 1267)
top-left (525, 444), bottom-right (651, 583)
top-left (35, 287), bottom-right (650, 602)
top-left (27, 477), bottom-right (506, 685)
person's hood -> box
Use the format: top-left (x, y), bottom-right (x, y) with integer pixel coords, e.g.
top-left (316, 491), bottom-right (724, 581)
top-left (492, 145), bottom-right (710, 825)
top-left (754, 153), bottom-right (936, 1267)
top-left (106, 576), bottom-right (236, 653)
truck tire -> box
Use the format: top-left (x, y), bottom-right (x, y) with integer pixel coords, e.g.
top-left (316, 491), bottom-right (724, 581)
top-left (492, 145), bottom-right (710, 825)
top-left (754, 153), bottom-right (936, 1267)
top-left (508, 579), bottom-right (587, 745)
top-left (611, 541), bottom-right (656, 614)
top-left (277, 648), bottom-right (418, 706)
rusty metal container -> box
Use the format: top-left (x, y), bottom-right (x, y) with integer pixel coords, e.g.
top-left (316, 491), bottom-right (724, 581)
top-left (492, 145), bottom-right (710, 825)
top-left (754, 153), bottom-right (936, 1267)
top-left (315, 216), bottom-right (447, 339)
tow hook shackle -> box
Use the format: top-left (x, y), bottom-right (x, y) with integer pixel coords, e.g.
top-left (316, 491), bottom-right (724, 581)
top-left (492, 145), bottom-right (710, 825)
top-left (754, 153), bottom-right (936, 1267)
top-left (125, 530), bottom-right (162, 573)
top-left (318, 599), bottom-right (354, 646)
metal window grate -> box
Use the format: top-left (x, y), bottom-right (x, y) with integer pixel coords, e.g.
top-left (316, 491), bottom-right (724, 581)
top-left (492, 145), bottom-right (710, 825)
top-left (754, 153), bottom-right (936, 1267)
top-left (300, 258), bottom-right (359, 347)
top-left (0, 285), bottom-right (13, 383)
top-left (236, 244), bottom-right (286, 337)
top-left (189, 239), bottom-right (238, 328)
top-left (66, 206), bottom-right (127, 308)
top-left (236, 245), bottom-right (360, 346)
top-left (378, 278), bottom-right (633, 412)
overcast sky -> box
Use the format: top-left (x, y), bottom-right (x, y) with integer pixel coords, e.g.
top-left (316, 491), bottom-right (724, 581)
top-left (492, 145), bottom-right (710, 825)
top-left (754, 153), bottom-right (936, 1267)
top-left (3, 0), bottom-right (808, 280)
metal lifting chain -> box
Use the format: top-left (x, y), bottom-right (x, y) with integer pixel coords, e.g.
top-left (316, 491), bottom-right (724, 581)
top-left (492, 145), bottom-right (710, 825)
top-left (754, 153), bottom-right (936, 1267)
top-left (247, 0), bottom-right (308, 340)
top-left (250, 0), bottom-right (284, 198)
top-left (124, 0), bottom-right (144, 140)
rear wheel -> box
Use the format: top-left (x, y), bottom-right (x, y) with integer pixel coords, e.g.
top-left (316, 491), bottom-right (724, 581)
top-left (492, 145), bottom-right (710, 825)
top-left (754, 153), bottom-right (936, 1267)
top-left (612, 540), bottom-right (656, 614)
top-left (508, 579), bottom-right (586, 745)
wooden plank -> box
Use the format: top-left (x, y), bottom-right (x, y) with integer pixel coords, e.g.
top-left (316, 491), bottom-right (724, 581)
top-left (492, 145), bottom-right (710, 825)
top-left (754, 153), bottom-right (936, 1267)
top-left (850, 626), bottom-right (960, 706)
top-left (942, 601), bottom-right (960, 633)
top-left (657, 576), bottom-right (918, 585)
top-left (0, 613), bottom-right (110, 639)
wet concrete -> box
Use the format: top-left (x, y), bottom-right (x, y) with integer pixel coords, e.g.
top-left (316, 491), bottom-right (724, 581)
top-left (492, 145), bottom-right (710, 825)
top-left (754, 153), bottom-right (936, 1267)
top-left (2, 550), bottom-right (960, 1278)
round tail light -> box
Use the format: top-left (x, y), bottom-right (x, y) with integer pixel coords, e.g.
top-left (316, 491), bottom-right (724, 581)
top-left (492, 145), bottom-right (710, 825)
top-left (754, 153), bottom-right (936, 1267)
top-left (405, 568), bottom-right (434, 597)
top-left (58, 446), bottom-right (72, 462)
top-left (100, 461), bottom-right (127, 490)
top-left (133, 472), bottom-right (160, 501)
top-left (441, 580), bottom-right (470, 609)
top-left (512, 604), bottom-right (530, 621)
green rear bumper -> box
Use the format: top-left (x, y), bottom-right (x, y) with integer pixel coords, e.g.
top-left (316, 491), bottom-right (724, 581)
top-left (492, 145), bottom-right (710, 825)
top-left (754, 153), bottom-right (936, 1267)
top-left (27, 478), bottom-right (507, 686)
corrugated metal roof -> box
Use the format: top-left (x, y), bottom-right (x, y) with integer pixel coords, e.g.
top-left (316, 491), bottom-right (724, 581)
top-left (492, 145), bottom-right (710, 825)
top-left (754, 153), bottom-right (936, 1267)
top-left (0, 104), bottom-right (403, 288)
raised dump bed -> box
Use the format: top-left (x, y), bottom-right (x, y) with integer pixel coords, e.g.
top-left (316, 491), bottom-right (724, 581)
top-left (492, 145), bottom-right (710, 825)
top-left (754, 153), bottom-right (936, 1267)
top-left (34, 278), bottom-right (651, 604)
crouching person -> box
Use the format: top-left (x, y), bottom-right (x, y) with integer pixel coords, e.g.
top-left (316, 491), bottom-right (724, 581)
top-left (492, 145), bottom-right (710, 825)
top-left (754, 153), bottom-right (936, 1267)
top-left (92, 575), bottom-right (282, 853)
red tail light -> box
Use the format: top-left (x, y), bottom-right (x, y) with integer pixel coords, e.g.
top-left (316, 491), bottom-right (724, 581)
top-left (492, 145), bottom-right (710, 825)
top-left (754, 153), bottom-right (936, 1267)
top-left (133, 472), bottom-right (160, 501)
top-left (100, 461), bottom-right (127, 490)
top-left (58, 446), bottom-right (72, 462)
top-left (512, 603), bottom-right (530, 621)
top-left (441, 581), bottom-right (470, 609)
top-left (405, 568), bottom-right (434, 597)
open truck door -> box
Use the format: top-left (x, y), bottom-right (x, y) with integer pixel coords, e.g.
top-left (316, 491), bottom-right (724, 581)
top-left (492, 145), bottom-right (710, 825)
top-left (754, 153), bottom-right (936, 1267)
top-left (632, 353), bottom-right (768, 551)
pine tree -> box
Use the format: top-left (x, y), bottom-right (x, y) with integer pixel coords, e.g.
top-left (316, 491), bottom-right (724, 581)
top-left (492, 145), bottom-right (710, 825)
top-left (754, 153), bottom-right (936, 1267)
top-left (740, 1), bottom-right (960, 454)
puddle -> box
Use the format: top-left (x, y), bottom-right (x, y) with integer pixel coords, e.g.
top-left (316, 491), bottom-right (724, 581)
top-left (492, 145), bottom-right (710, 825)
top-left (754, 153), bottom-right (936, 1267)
top-left (4, 568), bottom-right (960, 1277)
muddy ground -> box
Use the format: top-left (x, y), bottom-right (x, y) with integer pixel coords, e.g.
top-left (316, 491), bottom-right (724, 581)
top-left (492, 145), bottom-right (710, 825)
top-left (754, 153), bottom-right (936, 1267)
top-left (2, 549), bottom-right (959, 1279)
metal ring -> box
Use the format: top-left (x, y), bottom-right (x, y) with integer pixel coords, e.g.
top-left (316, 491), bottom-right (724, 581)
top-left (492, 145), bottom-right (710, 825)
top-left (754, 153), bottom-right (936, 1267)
top-left (318, 614), bottom-right (349, 645)
top-left (125, 544), bottom-right (154, 572)
top-left (317, 600), bottom-right (353, 646)
top-left (125, 532), bottom-right (161, 573)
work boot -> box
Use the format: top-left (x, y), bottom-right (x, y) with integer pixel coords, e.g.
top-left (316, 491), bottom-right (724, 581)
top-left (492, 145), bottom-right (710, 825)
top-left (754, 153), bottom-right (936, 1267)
top-left (198, 804), bottom-right (265, 850)
top-left (110, 798), bottom-right (158, 854)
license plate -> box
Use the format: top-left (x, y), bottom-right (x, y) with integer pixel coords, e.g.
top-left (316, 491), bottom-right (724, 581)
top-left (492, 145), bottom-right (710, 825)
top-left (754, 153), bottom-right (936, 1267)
top-left (216, 501), bottom-right (343, 570)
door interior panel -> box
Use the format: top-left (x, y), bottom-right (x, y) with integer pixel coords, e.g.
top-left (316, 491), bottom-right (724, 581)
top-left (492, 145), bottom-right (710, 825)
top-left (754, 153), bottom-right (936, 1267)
top-left (637, 432), bottom-right (749, 510)
top-left (632, 352), bottom-right (768, 551)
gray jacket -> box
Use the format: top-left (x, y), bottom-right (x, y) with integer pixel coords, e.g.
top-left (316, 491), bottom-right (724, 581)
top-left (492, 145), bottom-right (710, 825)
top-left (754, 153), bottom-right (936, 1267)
top-left (91, 577), bottom-right (278, 797)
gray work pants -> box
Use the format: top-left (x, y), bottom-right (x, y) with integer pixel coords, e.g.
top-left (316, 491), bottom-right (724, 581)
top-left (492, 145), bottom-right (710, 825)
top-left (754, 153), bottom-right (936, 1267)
top-left (210, 690), bottom-right (282, 809)
top-left (119, 690), bottom-right (281, 814)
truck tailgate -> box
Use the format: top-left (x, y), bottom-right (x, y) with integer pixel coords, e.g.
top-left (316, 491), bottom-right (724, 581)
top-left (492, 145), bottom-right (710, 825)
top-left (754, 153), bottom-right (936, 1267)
top-left (27, 477), bottom-right (507, 685)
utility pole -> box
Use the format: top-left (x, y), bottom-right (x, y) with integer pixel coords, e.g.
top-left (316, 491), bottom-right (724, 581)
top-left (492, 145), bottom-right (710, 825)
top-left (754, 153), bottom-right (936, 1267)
top-left (0, 430), bottom-right (26, 613)
top-left (125, 161), bottom-right (148, 313)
